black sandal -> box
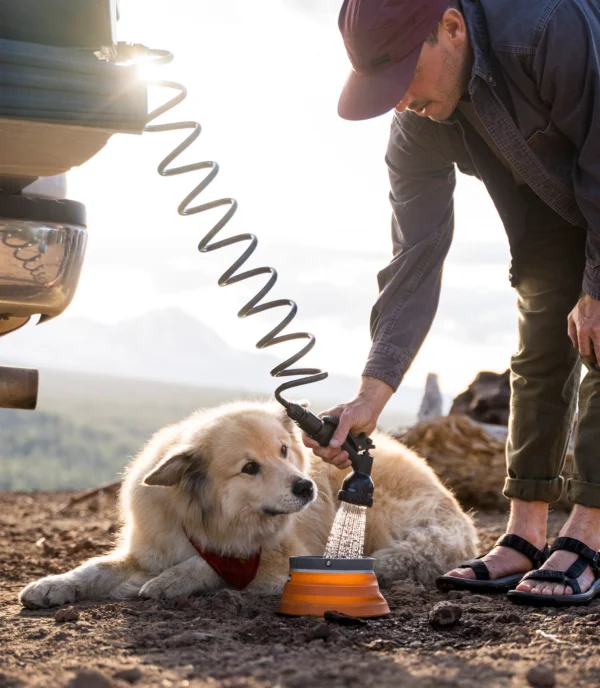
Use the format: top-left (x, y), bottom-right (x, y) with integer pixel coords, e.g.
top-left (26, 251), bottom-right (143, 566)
top-left (507, 537), bottom-right (600, 607)
top-left (436, 534), bottom-right (550, 593)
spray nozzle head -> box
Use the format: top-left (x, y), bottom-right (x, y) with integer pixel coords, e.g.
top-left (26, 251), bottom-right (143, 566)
top-left (338, 471), bottom-right (374, 508)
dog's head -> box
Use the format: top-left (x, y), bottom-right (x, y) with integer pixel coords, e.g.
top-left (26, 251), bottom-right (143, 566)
top-left (142, 401), bottom-right (316, 549)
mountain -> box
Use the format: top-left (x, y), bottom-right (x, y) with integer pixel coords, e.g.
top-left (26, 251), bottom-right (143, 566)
top-left (0, 308), bottom-right (434, 415)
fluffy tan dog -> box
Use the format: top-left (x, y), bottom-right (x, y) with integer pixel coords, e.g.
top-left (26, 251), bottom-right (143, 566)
top-left (19, 401), bottom-right (477, 608)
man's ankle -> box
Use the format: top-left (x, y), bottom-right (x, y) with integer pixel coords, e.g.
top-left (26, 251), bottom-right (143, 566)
top-left (506, 499), bottom-right (548, 548)
top-left (560, 505), bottom-right (600, 550)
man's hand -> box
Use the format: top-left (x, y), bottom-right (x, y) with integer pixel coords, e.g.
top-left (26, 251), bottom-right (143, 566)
top-left (302, 376), bottom-right (394, 470)
top-left (568, 294), bottom-right (600, 365)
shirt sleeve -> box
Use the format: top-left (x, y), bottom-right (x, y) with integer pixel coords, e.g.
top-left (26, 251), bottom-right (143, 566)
top-left (362, 112), bottom-right (456, 391)
top-left (533, 0), bottom-right (600, 299)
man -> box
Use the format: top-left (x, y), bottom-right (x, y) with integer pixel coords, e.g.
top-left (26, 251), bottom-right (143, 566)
top-left (304, 0), bottom-right (600, 604)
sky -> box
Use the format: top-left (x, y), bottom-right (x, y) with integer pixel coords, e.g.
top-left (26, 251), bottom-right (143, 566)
top-left (62, 0), bottom-right (517, 397)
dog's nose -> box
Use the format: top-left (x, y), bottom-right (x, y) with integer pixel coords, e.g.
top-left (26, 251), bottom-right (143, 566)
top-left (291, 478), bottom-right (314, 500)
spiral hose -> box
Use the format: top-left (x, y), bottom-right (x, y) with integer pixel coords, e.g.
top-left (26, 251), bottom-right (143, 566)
top-left (139, 47), bottom-right (328, 409)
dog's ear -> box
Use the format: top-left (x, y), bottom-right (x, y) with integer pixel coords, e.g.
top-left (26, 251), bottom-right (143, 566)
top-left (144, 450), bottom-right (194, 487)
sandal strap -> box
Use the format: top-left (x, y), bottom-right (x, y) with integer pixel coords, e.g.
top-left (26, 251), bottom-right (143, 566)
top-left (495, 534), bottom-right (550, 568)
top-left (520, 568), bottom-right (582, 595)
top-left (551, 537), bottom-right (600, 573)
top-left (458, 559), bottom-right (490, 580)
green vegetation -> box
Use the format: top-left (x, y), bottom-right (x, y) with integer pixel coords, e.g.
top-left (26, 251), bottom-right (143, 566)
top-left (0, 369), bottom-right (412, 491)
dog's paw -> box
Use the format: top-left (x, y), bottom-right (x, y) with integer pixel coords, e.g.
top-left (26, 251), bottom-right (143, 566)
top-left (139, 573), bottom-right (195, 601)
top-left (19, 575), bottom-right (77, 609)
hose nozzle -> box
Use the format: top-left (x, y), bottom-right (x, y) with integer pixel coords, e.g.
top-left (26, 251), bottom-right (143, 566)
top-left (338, 451), bottom-right (374, 508)
top-left (286, 403), bottom-right (375, 508)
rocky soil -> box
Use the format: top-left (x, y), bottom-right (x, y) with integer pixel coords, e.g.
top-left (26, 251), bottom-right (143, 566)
top-left (2, 492), bottom-right (600, 687)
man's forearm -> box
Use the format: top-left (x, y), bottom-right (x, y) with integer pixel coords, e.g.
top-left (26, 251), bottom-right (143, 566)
top-left (357, 375), bottom-right (394, 417)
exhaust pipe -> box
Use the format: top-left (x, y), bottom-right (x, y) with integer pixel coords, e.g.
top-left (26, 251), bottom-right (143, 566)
top-left (0, 366), bottom-right (38, 410)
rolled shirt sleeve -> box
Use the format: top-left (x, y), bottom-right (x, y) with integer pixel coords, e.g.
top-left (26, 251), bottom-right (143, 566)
top-left (362, 112), bottom-right (456, 391)
top-left (533, 0), bottom-right (600, 300)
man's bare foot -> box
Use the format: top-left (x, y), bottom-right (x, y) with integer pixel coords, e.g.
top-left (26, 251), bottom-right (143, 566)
top-left (445, 499), bottom-right (548, 581)
top-left (515, 505), bottom-right (600, 596)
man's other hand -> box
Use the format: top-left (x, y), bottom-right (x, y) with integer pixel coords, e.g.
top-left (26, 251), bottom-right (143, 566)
top-left (568, 294), bottom-right (600, 365)
top-left (302, 376), bottom-right (394, 470)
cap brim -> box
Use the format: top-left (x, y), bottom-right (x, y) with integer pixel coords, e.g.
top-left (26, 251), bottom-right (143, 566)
top-left (338, 43), bottom-right (422, 121)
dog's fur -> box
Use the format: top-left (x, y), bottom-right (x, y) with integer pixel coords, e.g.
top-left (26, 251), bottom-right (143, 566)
top-left (19, 401), bottom-right (477, 608)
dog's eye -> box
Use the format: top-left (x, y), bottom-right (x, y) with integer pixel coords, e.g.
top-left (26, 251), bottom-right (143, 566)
top-left (281, 444), bottom-right (288, 458)
top-left (242, 461), bottom-right (260, 475)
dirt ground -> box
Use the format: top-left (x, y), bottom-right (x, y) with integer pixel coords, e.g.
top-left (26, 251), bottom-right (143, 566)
top-left (2, 492), bottom-right (600, 688)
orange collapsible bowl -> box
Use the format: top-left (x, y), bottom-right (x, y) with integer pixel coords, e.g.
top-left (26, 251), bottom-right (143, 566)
top-left (277, 556), bottom-right (390, 618)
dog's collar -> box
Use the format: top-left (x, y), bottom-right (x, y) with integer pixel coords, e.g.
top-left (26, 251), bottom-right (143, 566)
top-left (187, 534), bottom-right (261, 590)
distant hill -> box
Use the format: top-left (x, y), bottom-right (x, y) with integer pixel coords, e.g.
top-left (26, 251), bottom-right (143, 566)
top-left (0, 309), bottom-right (453, 490)
top-left (0, 308), bottom-right (438, 413)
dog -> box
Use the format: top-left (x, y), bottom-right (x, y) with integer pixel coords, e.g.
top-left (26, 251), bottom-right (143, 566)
top-left (19, 400), bottom-right (477, 608)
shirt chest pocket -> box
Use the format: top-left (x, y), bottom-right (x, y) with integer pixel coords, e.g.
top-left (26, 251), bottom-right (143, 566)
top-left (526, 120), bottom-right (575, 183)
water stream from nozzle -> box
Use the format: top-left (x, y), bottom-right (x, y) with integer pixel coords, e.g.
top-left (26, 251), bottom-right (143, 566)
top-left (323, 502), bottom-right (367, 559)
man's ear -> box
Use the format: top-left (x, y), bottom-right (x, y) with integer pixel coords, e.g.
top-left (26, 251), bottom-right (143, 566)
top-left (143, 450), bottom-right (194, 487)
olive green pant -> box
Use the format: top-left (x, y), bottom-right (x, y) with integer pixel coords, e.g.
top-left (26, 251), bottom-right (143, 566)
top-left (503, 192), bottom-right (600, 507)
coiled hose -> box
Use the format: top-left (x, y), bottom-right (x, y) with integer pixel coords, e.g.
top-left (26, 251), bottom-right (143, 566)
top-left (138, 47), bottom-right (327, 411)
top-left (128, 44), bottom-right (375, 507)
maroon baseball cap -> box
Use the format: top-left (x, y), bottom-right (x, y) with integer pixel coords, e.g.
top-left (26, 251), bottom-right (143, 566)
top-left (338, 0), bottom-right (451, 121)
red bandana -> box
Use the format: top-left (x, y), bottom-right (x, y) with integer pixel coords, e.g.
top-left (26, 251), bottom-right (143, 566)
top-left (188, 536), bottom-right (261, 590)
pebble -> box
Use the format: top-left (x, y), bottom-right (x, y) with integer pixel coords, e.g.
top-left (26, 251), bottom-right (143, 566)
top-left (429, 602), bottom-right (462, 628)
top-left (304, 622), bottom-right (341, 643)
top-left (55, 606), bottom-right (80, 623)
top-left (66, 669), bottom-right (114, 688)
top-left (468, 595), bottom-right (493, 604)
top-left (447, 590), bottom-right (471, 600)
top-left (164, 630), bottom-right (213, 647)
top-left (113, 667), bottom-right (143, 684)
top-left (526, 664), bottom-right (556, 687)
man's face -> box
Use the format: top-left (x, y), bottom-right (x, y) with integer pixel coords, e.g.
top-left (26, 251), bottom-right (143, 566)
top-left (395, 10), bottom-right (471, 122)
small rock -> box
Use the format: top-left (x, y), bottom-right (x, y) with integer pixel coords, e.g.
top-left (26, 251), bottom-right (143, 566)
top-left (120, 607), bottom-right (141, 617)
top-left (324, 611), bottom-right (368, 627)
top-left (526, 664), bottom-right (556, 687)
top-left (493, 612), bottom-right (521, 624)
top-left (447, 590), bottom-right (471, 600)
top-left (211, 589), bottom-right (246, 614)
top-left (429, 602), bottom-right (462, 628)
top-left (55, 606), bottom-right (80, 623)
top-left (468, 595), bottom-right (492, 604)
top-left (164, 630), bottom-right (213, 647)
top-left (50, 631), bottom-right (70, 641)
top-left (304, 622), bottom-right (341, 643)
top-left (113, 668), bottom-right (143, 684)
top-left (366, 638), bottom-right (397, 651)
top-left (272, 643), bottom-right (286, 655)
top-left (66, 669), bottom-right (113, 688)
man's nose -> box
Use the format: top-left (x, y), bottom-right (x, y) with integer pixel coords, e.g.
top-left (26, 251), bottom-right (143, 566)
top-left (395, 94), bottom-right (410, 114)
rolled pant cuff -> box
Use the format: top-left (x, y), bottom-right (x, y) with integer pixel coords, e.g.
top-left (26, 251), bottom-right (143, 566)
top-left (567, 480), bottom-right (600, 509)
top-left (503, 477), bottom-right (564, 503)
